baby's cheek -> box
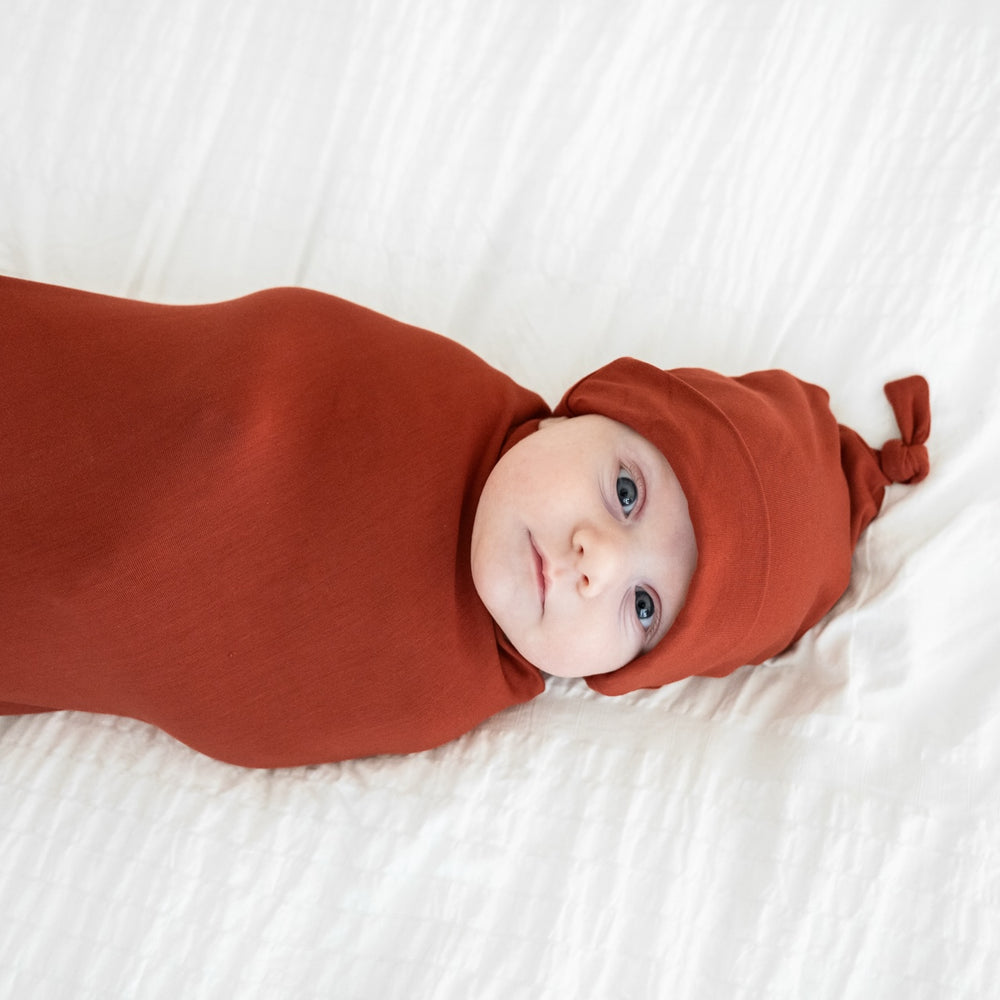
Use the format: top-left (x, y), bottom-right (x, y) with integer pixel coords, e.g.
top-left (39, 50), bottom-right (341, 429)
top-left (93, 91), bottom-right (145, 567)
top-left (538, 622), bottom-right (628, 678)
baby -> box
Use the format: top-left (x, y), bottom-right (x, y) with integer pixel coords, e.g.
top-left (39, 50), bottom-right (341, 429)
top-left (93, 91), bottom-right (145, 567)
top-left (1, 278), bottom-right (929, 767)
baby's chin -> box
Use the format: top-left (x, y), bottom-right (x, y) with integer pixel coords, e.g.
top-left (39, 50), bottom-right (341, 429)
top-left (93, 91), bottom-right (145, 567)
top-left (540, 663), bottom-right (596, 679)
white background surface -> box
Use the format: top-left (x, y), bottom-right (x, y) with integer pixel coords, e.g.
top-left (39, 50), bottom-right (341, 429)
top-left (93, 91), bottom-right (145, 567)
top-left (2, 1), bottom-right (999, 996)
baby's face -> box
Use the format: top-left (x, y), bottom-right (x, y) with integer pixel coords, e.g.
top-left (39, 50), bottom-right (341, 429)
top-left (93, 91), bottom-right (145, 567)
top-left (471, 414), bottom-right (696, 678)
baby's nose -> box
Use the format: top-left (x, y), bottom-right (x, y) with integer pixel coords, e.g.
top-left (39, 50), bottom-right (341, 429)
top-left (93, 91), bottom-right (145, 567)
top-left (572, 526), bottom-right (623, 596)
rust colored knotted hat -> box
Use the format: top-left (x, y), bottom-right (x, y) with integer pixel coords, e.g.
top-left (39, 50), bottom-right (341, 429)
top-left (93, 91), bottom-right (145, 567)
top-left (553, 362), bottom-right (930, 695)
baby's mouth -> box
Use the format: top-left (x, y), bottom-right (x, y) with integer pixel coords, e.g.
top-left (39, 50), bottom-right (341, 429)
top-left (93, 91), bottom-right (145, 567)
top-left (530, 534), bottom-right (547, 612)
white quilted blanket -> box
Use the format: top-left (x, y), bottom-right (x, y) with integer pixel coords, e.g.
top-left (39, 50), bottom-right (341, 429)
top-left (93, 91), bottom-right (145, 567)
top-left (2, 1), bottom-right (999, 997)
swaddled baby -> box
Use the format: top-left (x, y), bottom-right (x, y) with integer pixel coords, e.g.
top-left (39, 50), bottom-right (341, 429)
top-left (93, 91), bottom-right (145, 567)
top-left (1, 278), bottom-right (929, 766)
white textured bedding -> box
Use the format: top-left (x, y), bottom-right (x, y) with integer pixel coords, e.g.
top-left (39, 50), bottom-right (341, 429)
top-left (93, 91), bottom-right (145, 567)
top-left (2, 1), bottom-right (999, 997)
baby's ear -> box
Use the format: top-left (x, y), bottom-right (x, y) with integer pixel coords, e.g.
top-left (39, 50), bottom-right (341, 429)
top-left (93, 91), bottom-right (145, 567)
top-left (538, 416), bottom-right (569, 431)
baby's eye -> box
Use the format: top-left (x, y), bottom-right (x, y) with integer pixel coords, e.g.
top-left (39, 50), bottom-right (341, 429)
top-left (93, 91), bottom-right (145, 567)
top-left (635, 587), bottom-right (656, 630)
top-left (617, 470), bottom-right (638, 514)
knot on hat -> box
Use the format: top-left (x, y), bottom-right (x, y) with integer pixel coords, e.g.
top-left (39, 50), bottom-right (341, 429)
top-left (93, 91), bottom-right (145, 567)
top-left (879, 376), bottom-right (931, 485)
top-left (880, 438), bottom-right (929, 484)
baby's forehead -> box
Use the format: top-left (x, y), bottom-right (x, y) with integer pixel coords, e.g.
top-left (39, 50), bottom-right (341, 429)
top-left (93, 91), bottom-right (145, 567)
top-left (564, 411), bottom-right (672, 463)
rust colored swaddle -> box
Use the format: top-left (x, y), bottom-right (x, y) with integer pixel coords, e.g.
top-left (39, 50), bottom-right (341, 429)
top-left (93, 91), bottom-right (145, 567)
top-left (1, 279), bottom-right (547, 765)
